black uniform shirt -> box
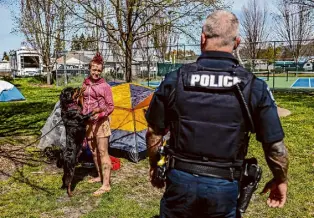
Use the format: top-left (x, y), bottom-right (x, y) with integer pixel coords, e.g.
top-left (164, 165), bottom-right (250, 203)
top-left (145, 51), bottom-right (285, 144)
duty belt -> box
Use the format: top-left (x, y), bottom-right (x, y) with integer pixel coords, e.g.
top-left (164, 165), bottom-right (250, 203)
top-left (169, 156), bottom-right (242, 181)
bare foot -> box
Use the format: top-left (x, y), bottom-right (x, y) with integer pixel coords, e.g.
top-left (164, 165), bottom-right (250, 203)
top-left (67, 184), bottom-right (73, 197)
top-left (88, 177), bottom-right (101, 184)
top-left (92, 186), bottom-right (111, 196)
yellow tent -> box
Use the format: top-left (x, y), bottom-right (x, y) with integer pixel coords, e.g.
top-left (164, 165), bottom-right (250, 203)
top-left (109, 83), bottom-right (154, 162)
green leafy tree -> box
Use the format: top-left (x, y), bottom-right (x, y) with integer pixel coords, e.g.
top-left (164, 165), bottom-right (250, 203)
top-left (257, 45), bottom-right (282, 64)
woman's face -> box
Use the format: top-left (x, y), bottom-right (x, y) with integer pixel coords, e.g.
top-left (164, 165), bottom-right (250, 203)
top-left (90, 62), bottom-right (103, 81)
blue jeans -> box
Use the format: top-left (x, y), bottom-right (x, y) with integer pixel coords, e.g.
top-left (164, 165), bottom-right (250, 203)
top-left (160, 169), bottom-right (239, 218)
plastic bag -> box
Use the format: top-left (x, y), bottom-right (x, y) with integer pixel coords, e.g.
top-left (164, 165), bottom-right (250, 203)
top-left (37, 101), bottom-right (66, 150)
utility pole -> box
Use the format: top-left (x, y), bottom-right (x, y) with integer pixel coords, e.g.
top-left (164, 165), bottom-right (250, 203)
top-left (273, 41), bottom-right (276, 92)
top-left (62, 50), bottom-right (67, 85)
top-left (147, 25), bottom-right (150, 87)
top-left (61, 0), bottom-right (67, 85)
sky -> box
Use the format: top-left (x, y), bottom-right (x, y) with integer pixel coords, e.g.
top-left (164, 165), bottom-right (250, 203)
top-left (0, 0), bottom-right (277, 55)
top-left (0, 5), bottom-right (24, 54)
top-left (229, 0), bottom-right (277, 18)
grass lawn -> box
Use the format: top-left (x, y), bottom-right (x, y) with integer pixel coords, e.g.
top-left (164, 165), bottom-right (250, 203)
top-left (0, 78), bottom-right (314, 217)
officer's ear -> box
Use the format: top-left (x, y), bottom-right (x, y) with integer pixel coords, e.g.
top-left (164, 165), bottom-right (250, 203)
top-left (233, 36), bottom-right (241, 50)
top-left (201, 32), bottom-right (207, 50)
top-left (201, 32), bottom-right (207, 44)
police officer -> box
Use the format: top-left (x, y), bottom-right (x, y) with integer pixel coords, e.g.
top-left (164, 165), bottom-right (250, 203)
top-left (145, 10), bottom-right (289, 218)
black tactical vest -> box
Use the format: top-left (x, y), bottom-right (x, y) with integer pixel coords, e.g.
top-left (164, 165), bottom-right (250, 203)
top-left (167, 63), bottom-right (256, 168)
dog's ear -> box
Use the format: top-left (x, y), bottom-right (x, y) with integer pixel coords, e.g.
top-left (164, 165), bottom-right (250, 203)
top-left (60, 87), bottom-right (74, 104)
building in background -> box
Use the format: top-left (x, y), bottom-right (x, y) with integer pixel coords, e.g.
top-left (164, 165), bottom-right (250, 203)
top-left (9, 47), bottom-right (43, 77)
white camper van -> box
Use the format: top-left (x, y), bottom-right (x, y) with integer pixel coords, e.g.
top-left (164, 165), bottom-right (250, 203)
top-left (10, 47), bottom-right (43, 76)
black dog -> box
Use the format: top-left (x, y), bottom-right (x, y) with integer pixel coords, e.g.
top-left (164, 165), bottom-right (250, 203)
top-left (59, 87), bottom-right (91, 197)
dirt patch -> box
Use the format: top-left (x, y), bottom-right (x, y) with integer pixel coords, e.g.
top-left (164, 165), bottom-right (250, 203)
top-left (0, 136), bottom-right (37, 180)
top-left (41, 197), bottom-right (101, 218)
top-left (277, 107), bottom-right (291, 117)
top-left (0, 136), bottom-right (159, 217)
top-left (111, 161), bottom-right (164, 206)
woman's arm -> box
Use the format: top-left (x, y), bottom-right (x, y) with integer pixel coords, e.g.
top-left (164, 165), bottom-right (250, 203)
top-left (95, 83), bottom-right (114, 116)
top-left (103, 84), bottom-right (114, 116)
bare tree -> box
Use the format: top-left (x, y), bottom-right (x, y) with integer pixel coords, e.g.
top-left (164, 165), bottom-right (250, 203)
top-left (240, 0), bottom-right (269, 68)
top-left (57, 0), bottom-right (222, 82)
top-left (135, 12), bottom-right (179, 79)
top-left (273, 0), bottom-right (313, 64)
top-left (288, 0), bottom-right (314, 7)
top-left (13, 0), bottom-right (65, 84)
top-left (150, 16), bottom-right (180, 62)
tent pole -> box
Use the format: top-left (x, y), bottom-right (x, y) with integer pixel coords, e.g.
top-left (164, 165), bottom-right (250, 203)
top-left (132, 109), bottom-right (139, 162)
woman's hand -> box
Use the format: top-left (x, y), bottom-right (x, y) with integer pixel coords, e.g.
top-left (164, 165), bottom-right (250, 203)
top-left (92, 107), bottom-right (102, 115)
top-left (90, 108), bottom-right (106, 122)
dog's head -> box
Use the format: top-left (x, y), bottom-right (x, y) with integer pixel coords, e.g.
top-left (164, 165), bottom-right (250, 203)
top-left (60, 87), bottom-right (82, 109)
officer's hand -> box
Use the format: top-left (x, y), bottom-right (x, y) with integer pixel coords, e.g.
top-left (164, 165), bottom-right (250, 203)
top-left (149, 167), bottom-right (165, 189)
top-left (261, 179), bottom-right (288, 208)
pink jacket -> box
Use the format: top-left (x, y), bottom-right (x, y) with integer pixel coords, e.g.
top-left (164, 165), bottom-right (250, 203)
top-left (82, 77), bottom-right (114, 118)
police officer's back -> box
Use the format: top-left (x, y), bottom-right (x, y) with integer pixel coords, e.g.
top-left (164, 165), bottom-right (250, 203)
top-left (145, 10), bottom-right (289, 218)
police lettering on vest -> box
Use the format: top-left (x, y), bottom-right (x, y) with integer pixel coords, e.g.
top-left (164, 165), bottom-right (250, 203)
top-left (190, 74), bottom-right (241, 88)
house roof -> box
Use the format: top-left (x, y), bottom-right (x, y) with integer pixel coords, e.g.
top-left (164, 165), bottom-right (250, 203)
top-left (56, 52), bottom-right (92, 65)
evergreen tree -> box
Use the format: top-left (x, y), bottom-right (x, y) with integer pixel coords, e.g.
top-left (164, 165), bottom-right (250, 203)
top-left (2, 52), bottom-right (9, 61)
top-left (71, 35), bottom-right (77, 51)
top-left (85, 34), bottom-right (92, 50)
top-left (54, 32), bottom-right (63, 57)
top-left (89, 35), bottom-right (98, 51)
top-left (82, 33), bottom-right (89, 50)
top-left (79, 33), bottom-right (86, 51)
top-left (71, 34), bottom-right (81, 51)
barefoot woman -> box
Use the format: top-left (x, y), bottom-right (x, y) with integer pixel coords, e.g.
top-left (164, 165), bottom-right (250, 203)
top-left (82, 52), bottom-right (114, 195)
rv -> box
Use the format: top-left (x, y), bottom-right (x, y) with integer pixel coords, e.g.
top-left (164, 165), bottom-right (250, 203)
top-left (10, 47), bottom-right (43, 76)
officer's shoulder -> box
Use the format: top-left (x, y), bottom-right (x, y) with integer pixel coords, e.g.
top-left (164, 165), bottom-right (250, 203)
top-left (236, 66), bottom-right (266, 89)
top-left (163, 63), bottom-right (197, 83)
top-left (155, 70), bottom-right (178, 96)
top-left (236, 65), bottom-right (255, 76)
top-left (164, 69), bottom-right (178, 81)
top-left (251, 77), bottom-right (268, 92)
top-left (162, 68), bottom-right (182, 87)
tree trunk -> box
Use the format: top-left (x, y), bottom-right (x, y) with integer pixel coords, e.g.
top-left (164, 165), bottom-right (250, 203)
top-left (125, 40), bottom-right (133, 82)
top-left (45, 53), bottom-right (52, 85)
top-left (47, 72), bottom-right (51, 85)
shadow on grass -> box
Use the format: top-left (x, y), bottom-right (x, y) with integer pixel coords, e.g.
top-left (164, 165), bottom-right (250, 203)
top-left (0, 139), bottom-right (54, 195)
top-left (71, 166), bottom-right (98, 191)
top-left (275, 91), bottom-right (314, 109)
top-left (0, 101), bottom-right (57, 137)
top-left (0, 140), bottom-right (97, 195)
top-left (44, 146), bottom-right (98, 193)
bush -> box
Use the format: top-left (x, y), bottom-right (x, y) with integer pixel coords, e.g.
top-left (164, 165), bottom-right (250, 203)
top-left (0, 75), bottom-right (14, 82)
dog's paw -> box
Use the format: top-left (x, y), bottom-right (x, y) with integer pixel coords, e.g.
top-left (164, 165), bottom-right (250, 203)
top-left (56, 159), bottom-right (64, 168)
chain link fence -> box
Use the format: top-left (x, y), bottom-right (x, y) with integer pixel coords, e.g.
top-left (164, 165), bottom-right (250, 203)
top-left (49, 40), bottom-right (314, 91)
top-left (238, 39), bottom-right (314, 91)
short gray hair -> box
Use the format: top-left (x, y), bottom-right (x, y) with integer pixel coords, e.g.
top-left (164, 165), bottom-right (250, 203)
top-left (202, 10), bottom-right (239, 46)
